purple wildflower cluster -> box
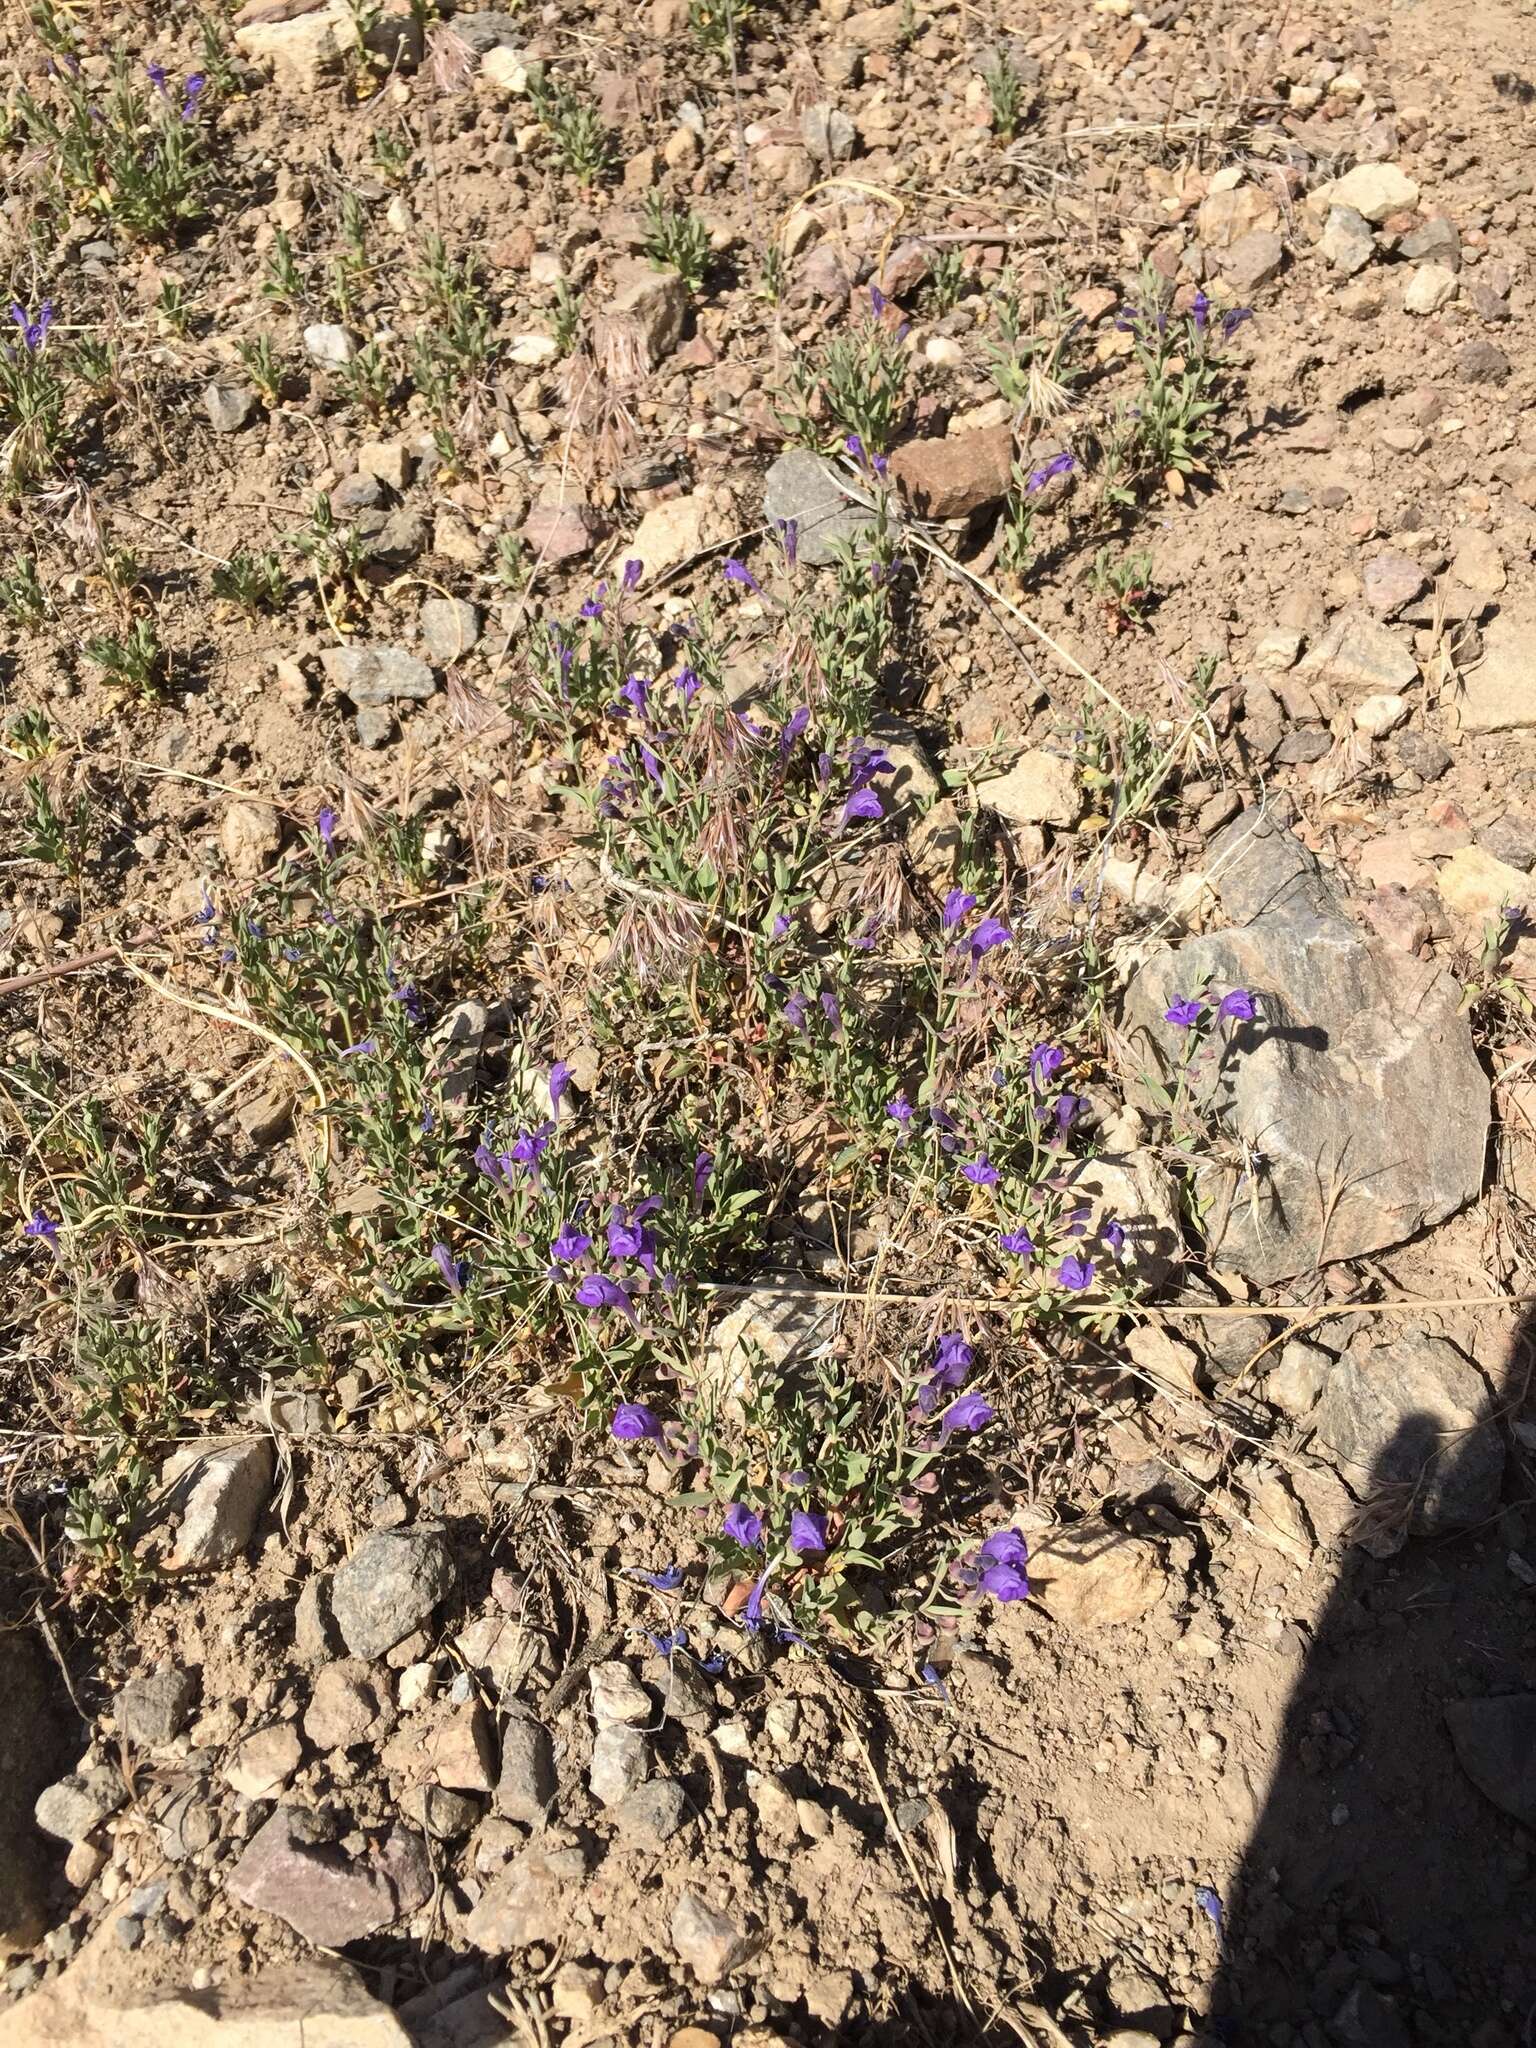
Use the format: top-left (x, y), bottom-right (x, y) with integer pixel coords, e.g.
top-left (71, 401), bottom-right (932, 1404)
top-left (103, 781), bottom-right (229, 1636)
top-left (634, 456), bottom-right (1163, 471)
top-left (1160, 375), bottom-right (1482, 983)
top-left (146, 61), bottom-right (205, 121)
top-left (559, 1192), bottom-right (674, 1327)
top-left (941, 888), bottom-right (1011, 965)
top-left (955, 1525), bottom-right (1030, 1604)
top-left (1163, 986), bottom-right (1256, 1032)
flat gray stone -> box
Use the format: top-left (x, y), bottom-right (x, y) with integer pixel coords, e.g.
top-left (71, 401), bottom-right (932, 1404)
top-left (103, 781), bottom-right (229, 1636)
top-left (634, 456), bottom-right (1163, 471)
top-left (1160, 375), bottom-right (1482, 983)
top-left (762, 450), bottom-right (878, 567)
top-left (114, 1667), bottom-right (197, 1748)
top-left (1313, 1332), bottom-right (1503, 1532)
top-left (330, 1526), bottom-right (455, 1660)
top-left (203, 381), bottom-right (256, 433)
top-left (1446, 1696), bottom-right (1536, 1827)
top-left (320, 644), bottom-right (435, 707)
top-left (1122, 809), bottom-right (1487, 1283)
top-left (495, 1712), bottom-right (556, 1823)
top-left (419, 597), bottom-right (481, 663)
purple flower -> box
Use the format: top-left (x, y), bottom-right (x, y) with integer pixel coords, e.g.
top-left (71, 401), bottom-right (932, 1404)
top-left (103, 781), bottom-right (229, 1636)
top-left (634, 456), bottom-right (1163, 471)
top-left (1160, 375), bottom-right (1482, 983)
top-left (580, 584), bottom-right (607, 620)
top-left (1221, 307), bottom-right (1253, 340)
top-left (181, 73), bottom-right (206, 121)
top-left (1054, 1092), bottom-right (1080, 1140)
top-left (575, 1273), bottom-right (638, 1324)
top-left (549, 1059), bottom-right (573, 1107)
top-left (316, 806), bottom-right (337, 854)
top-left (780, 705), bottom-right (811, 757)
top-left (942, 888), bottom-right (977, 930)
top-left (675, 665), bottom-right (701, 703)
top-left (979, 1527), bottom-right (1028, 1568)
top-left (509, 1123), bottom-right (554, 1171)
top-left (607, 1197), bottom-right (660, 1273)
top-left (146, 60), bottom-right (168, 92)
top-left (1196, 1884), bottom-right (1224, 1931)
top-left (790, 1510), bottom-right (828, 1555)
top-left (783, 991), bottom-right (810, 1033)
top-left (550, 1220), bottom-right (592, 1263)
top-left (340, 1038), bottom-right (377, 1057)
top-left (848, 740), bottom-right (892, 788)
top-left (980, 1561), bottom-right (1030, 1601)
top-left (940, 1392), bottom-right (995, 1437)
top-left (932, 1334), bottom-right (973, 1389)
top-left (869, 284), bottom-right (887, 318)
top-left (776, 517), bottom-right (798, 568)
top-left (1192, 288), bottom-right (1210, 333)
top-left (845, 431), bottom-right (867, 466)
top-left (612, 1401), bottom-right (662, 1441)
top-left (886, 1093), bottom-right (914, 1133)
top-left (693, 1150), bottom-right (714, 1196)
top-left (636, 1563), bottom-right (683, 1590)
top-left (1025, 451), bottom-right (1075, 493)
top-left (431, 1242), bottom-right (468, 1295)
top-left (23, 1210), bottom-right (58, 1245)
top-left (620, 672), bottom-right (650, 720)
top-left (961, 1156), bottom-right (1000, 1187)
top-left (1103, 1219), bottom-right (1126, 1255)
top-left (1057, 1254), bottom-right (1094, 1292)
top-left (841, 785), bottom-right (884, 827)
top-left (1164, 995), bottom-right (1203, 1030)
top-left (819, 990), bottom-right (842, 1033)
top-left (723, 1503), bottom-right (764, 1549)
top-left (622, 557), bottom-right (643, 590)
top-left (1030, 1042), bottom-right (1065, 1092)
top-left (969, 917), bottom-right (1011, 959)
top-left (9, 302), bottom-right (53, 354)
top-left (1217, 987), bottom-right (1255, 1023)
top-left (742, 1566), bottom-right (771, 1631)
top-left (723, 558), bottom-right (760, 594)
top-left (998, 1227), bottom-right (1034, 1256)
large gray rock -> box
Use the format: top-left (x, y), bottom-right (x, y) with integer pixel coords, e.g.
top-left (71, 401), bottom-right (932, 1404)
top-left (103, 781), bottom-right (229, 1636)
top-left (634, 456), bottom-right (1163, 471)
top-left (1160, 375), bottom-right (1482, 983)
top-left (1312, 1332), bottom-right (1502, 1533)
top-left (35, 1767), bottom-right (126, 1846)
top-left (762, 451), bottom-right (878, 567)
top-left (1445, 1695), bottom-right (1536, 1827)
top-left (319, 644), bottom-right (435, 707)
top-left (330, 1526), bottom-right (455, 1660)
top-left (1122, 809), bottom-right (1487, 1283)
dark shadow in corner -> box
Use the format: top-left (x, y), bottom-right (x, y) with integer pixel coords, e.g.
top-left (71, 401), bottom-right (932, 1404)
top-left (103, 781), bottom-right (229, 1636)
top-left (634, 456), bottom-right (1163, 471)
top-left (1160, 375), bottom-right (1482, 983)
top-left (1209, 1373), bottom-right (1536, 2048)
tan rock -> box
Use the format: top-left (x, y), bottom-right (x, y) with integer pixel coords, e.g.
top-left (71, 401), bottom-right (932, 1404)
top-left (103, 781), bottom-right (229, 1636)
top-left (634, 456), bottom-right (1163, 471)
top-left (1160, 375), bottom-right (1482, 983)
top-left (629, 486), bottom-right (738, 575)
top-left (608, 259), bottom-right (688, 361)
top-left (1196, 182), bottom-right (1281, 249)
top-left (1029, 1519), bottom-right (1172, 1626)
top-left (234, 1), bottom-right (359, 90)
top-left (220, 800), bottom-right (283, 880)
top-left (977, 748), bottom-right (1080, 828)
top-left (1452, 529), bottom-right (1506, 594)
top-left (887, 424), bottom-right (1013, 519)
top-left (224, 1724), bottom-right (303, 1801)
top-left (1436, 845), bottom-right (1529, 923)
top-left (1326, 162), bottom-right (1420, 224)
top-left (13, 1955), bottom-right (410, 2047)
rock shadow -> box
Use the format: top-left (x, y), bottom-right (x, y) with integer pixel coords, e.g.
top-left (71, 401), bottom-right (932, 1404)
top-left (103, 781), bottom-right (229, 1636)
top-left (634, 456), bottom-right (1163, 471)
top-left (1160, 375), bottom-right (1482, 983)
top-left (1209, 1369), bottom-right (1536, 2046)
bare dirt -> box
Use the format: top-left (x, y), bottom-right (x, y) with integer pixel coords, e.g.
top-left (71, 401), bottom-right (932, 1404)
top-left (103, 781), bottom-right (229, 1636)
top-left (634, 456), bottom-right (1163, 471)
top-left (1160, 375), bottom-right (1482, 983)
top-left (4, 0), bottom-right (1536, 2044)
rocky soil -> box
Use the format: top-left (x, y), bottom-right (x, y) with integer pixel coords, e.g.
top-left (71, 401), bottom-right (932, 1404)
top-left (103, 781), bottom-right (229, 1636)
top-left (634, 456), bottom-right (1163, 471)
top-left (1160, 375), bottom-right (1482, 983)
top-left (4, 0), bottom-right (1536, 2045)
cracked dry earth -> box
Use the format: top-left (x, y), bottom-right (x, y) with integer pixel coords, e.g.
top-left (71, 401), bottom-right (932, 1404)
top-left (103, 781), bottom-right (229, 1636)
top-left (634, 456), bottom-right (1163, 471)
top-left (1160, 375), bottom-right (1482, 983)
top-left (4, 0), bottom-right (1536, 2044)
